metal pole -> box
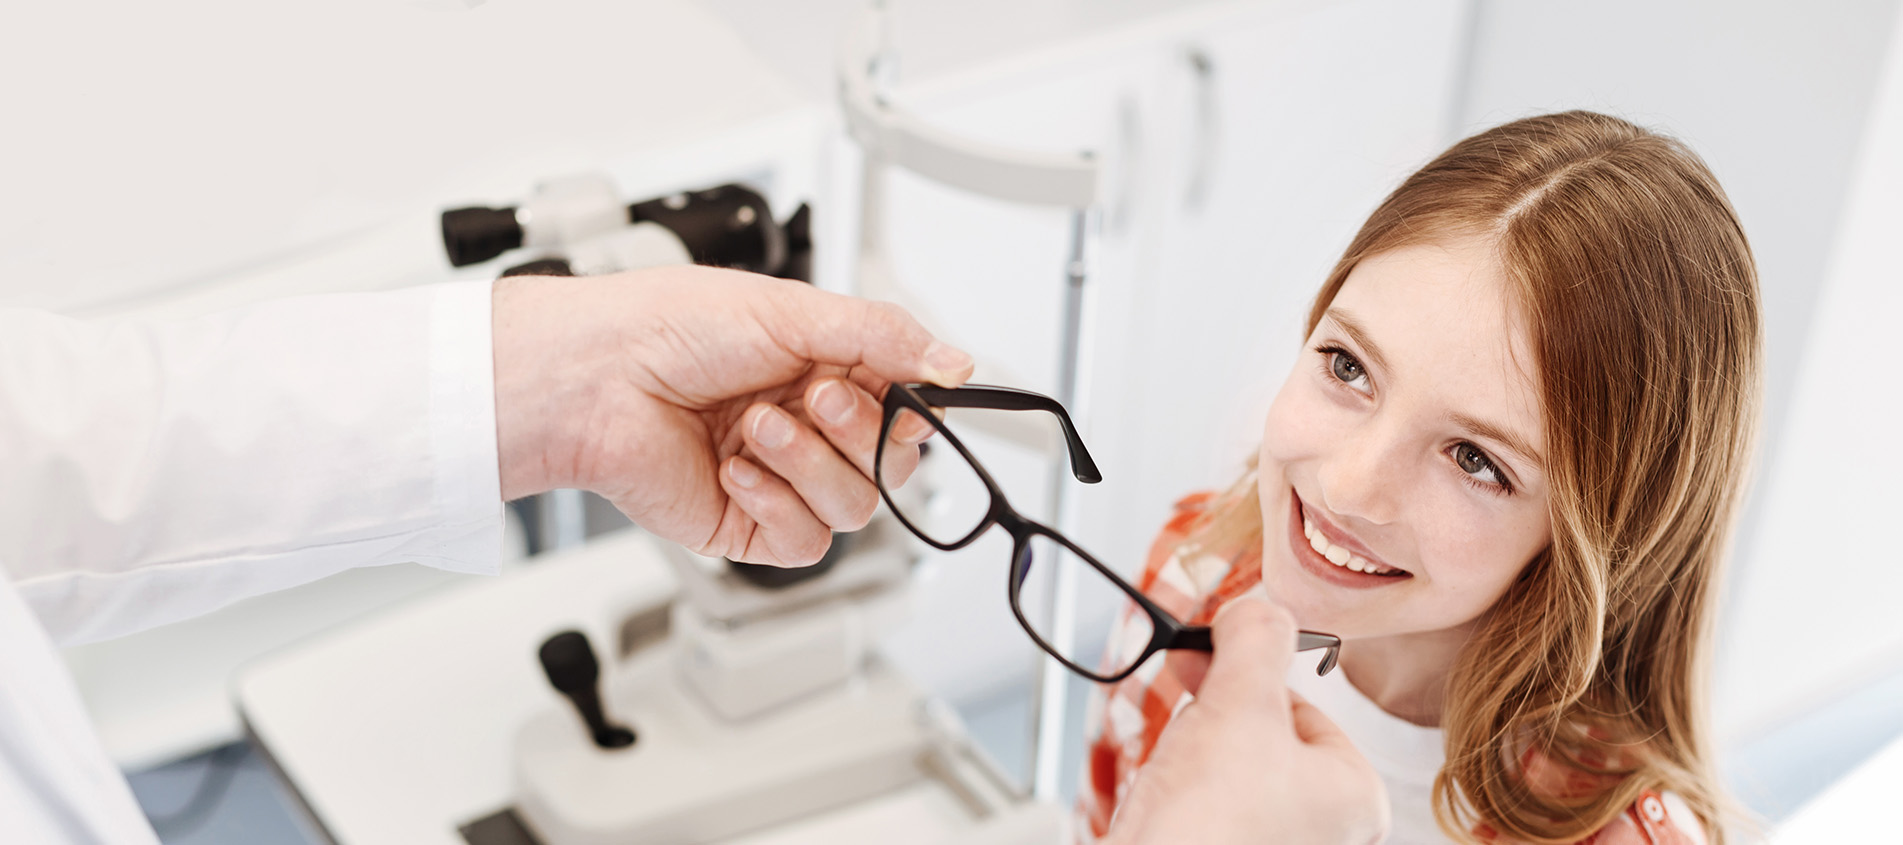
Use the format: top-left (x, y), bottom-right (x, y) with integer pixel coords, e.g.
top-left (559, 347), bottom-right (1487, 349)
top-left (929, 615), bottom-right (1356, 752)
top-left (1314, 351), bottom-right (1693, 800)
top-left (540, 489), bottom-right (588, 553)
top-left (1029, 207), bottom-right (1091, 800)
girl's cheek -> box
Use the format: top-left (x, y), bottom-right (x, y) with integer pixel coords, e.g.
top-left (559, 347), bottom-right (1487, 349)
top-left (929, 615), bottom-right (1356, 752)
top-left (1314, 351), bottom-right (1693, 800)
top-left (1263, 379), bottom-right (1331, 464)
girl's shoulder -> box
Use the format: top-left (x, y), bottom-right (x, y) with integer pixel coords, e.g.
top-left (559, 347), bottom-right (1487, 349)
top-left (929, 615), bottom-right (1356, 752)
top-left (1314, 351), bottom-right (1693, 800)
top-left (1137, 492), bottom-right (1261, 624)
top-left (1474, 790), bottom-right (1708, 845)
top-left (1153, 491), bottom-right (1217, 548)
top-left (1128, 493), bottom-right (1217, 597)
top-left (1588, 791), bottom-right (1708, 845)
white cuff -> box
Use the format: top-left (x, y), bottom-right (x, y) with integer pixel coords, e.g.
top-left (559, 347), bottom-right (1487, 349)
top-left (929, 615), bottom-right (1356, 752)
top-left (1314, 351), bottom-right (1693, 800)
top-left (423, 278), bottom-right (505, 577)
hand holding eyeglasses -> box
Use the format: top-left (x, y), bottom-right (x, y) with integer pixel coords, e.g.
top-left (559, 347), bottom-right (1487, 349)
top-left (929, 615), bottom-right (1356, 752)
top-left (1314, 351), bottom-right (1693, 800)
top-left (1104, 596), bottom-right (1391, 845)
top-left (493, 271), bottom-right (968, 568)
top-left (873, 382), bottom-right (1341, 682)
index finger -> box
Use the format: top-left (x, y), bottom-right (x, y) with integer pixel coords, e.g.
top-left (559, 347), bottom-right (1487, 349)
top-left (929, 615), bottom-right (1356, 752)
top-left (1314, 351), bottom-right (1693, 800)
top-left (1195, 596), bottom-right (1299, 725)
top-left (767, 283), bottom-right (974, 388)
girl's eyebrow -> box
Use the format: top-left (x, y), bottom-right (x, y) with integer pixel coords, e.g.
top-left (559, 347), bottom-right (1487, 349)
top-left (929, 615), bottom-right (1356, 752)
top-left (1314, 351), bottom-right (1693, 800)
top-left (1328, 308), bottom-right (1545, 474)
top-left (1324, 309), bottom-right (1389, 373)
top-left (1450, 413), bottom-right (1544, 473)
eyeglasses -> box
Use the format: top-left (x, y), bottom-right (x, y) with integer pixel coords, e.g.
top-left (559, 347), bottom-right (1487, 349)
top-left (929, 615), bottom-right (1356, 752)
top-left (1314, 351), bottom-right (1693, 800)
top-left (873, 382), bottom-right (1341, 684)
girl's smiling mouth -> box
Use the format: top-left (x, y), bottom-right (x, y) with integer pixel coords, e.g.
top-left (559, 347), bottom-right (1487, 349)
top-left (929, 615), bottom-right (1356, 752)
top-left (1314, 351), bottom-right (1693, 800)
top-left (1286, 490), bottom-right (1412, 586)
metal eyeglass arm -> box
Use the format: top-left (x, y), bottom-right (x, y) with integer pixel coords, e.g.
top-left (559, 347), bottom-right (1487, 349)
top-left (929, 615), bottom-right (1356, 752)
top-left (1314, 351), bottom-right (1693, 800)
top-left (1169, 627), bottom-right (1342, 677)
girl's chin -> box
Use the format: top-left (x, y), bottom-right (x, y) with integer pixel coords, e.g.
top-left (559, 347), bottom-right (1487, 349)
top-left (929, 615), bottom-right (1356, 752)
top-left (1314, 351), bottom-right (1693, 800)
top-left (1257, 559), bottom-right (1395, 639)
top-left (1255, 564), bottom-right (1338, 629)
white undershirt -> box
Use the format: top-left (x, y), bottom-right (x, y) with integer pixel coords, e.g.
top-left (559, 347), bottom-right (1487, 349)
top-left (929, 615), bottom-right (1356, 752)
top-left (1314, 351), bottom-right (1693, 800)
top-left (1288, 663), bottom-right (1709, 845)
top-left (1288, 662), bottom-right (1448, 844)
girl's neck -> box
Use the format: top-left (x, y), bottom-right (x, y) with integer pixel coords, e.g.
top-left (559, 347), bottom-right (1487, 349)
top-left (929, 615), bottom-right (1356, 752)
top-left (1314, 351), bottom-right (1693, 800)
top-left (1336, 623), bottom-right (1477, 728)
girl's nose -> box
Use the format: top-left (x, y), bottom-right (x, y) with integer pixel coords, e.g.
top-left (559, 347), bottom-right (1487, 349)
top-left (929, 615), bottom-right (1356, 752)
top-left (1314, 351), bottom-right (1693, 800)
top-left (1313, 421), bottom-right (1405, 527)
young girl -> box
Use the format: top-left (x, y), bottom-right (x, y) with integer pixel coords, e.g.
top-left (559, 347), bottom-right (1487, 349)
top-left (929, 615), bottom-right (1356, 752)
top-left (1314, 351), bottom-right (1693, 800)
top-left (1078, 111), bottom-right (1759, 844)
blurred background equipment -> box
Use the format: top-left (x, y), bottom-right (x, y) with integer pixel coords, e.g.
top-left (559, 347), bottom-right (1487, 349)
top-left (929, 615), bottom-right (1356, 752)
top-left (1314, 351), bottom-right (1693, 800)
top-left (441, 176), bottom-right (813, 282)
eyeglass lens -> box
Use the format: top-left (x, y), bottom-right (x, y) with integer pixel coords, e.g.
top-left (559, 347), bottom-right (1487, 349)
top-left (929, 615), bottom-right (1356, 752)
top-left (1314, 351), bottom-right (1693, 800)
top-left (879, 400), bottom-right (1158, 680)
top-left (879, 405), bottom-right (993, 546)
top-left (1013, 533), bottom-right (1157, 680)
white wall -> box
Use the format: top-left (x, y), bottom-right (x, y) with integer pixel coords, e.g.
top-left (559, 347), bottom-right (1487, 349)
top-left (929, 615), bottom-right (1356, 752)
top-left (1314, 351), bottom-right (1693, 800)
top-left (1456, 0), bottom-right (1903, 768)
top-left (1715, 9), bottom-right (1903, 739)
top-left (0, 0), bottom-right (806, 316)
top-left (1458, 0), bottom-right (1900, 573)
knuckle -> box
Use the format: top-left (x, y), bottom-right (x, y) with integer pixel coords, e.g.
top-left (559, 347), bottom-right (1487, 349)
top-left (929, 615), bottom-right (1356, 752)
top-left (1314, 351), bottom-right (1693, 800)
top-left (866, 299), bottom-right (912, 327)
top-left (867, 300), bottom-right (925, 345)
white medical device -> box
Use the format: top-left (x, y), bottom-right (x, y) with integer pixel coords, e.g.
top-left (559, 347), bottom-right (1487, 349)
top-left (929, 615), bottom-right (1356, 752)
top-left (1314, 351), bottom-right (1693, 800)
top-left (838, 0), bottom-right (1103, 801)
top-left (505, 502), bottom-right (1064, 844)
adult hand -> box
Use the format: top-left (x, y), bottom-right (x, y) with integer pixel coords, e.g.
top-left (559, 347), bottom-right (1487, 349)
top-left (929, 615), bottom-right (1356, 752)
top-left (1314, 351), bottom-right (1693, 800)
top-left (1105, 596), bottom-right (1390, 845)
top-left (492, 266), bottom-right (970, 566)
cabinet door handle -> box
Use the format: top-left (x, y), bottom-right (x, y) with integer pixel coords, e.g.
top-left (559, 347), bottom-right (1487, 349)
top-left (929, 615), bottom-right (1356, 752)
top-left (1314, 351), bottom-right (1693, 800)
top-left (1183, 46), bottom-right (1218, 213)
top-left (1108, 93), bottom-right (1143, 235)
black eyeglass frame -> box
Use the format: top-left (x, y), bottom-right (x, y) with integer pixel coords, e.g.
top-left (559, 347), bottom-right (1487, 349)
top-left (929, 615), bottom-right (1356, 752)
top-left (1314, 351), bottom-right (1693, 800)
top-left (874, 382), bottom-right (1341, 684)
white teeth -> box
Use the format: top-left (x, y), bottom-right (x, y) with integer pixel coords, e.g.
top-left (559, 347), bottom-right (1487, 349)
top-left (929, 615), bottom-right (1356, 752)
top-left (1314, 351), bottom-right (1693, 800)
top-left (1302, 515), bottom-right (1398, 576)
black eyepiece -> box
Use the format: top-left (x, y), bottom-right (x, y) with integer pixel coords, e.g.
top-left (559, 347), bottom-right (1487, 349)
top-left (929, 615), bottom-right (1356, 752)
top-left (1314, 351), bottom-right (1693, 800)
top-left (441, 206), bottom-right (524, 267)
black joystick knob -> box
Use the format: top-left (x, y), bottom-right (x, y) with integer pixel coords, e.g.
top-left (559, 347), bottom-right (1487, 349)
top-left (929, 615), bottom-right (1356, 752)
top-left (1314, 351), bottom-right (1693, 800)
top-left (537, 630), bottom-right (636, 750)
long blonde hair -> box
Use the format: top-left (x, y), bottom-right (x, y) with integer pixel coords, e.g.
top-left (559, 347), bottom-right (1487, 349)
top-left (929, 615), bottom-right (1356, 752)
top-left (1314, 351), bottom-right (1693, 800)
top-left (1191, 111), bottom-right (1760, 842)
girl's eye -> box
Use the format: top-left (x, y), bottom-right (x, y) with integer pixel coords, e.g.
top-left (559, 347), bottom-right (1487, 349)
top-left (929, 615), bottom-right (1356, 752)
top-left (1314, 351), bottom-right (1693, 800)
top-left (1452, 442), bottom-right (1511, 493)
top-left (1322, 347), bottom-right (1372, 394)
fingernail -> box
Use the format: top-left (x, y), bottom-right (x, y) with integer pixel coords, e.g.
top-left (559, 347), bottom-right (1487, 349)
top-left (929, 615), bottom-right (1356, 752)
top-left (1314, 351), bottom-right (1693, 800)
top-left (923, 341), bottom-right (973, 385)
top-left (811, 380), bottom-right (854, 425)
top-left (752, 407), bottom-right (793, 449)
top-left (728, 457), bottom-right (762, 489)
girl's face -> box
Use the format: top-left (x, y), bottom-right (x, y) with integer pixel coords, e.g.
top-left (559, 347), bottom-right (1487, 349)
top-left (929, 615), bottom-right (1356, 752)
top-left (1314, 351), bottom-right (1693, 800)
top-left (1257, 238), bottom-right (1553, 641)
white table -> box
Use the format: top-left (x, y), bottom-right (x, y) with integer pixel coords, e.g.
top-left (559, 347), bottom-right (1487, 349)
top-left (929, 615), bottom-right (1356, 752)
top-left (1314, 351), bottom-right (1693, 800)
top-left (234, 530), bottom-right (1048, 845)
top-left (236, 531), bottom-right (676, 845)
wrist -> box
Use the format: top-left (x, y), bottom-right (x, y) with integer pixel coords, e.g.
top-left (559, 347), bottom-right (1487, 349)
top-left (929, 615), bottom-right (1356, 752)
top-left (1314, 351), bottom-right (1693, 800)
top-left (493, 275), bottom-right (604, 500)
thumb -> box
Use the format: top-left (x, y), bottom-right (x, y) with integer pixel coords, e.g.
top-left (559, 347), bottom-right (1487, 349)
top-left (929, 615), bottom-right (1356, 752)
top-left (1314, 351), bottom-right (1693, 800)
top-left (770, 283), bottom-right (974, 387)
top-left (1195, 595), bottom-right (1298, 722)
top-left (1289, 692), bottom-right (1354, 747)
top-left (1165, 649), bottom-right (1213, 696)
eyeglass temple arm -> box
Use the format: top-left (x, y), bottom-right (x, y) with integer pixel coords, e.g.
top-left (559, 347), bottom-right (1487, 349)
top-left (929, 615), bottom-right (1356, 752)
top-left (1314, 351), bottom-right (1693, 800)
top-left (1170, 626), bottom-right (1342, 677)
top-left (908, 384), bottom-right (1102, 484)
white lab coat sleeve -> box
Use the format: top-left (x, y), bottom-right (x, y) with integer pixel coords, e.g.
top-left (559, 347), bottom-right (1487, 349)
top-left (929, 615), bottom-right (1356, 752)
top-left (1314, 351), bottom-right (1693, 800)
top-left (0, 279), bottom-right (504, 646)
